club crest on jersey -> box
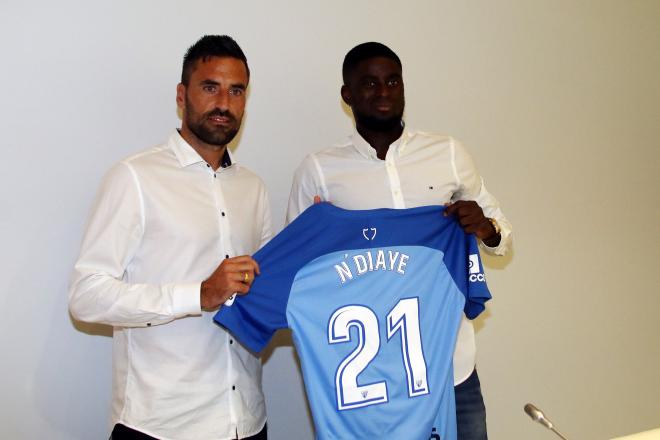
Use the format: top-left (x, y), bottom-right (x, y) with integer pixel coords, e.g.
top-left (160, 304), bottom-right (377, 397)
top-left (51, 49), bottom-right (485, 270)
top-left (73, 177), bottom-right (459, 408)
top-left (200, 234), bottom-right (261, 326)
top-left (468, 254), bottom-right (486, 282)
top-left (362, 227), bottom-right (377, 240)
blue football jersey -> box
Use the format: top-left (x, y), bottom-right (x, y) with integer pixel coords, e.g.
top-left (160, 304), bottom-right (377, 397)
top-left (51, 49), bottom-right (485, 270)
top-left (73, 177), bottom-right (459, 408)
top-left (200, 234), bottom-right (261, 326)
top-left (214, 204), bottom-right (491, 440)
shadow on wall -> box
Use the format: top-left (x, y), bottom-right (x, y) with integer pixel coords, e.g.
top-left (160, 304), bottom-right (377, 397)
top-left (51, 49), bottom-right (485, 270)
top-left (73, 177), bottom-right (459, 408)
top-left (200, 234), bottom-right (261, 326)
top-left (474, 247), bottom-right (514, 333)
top-left (261, 327), bottom-right (294, 365)
top-left (260, 329), bottom-right (315, 436)
top-left (70, 314), bottom-right (113, 337)
top-left (482, 247), bottom-right (514, 272)
top-left (32, 297), bottom-right (113, 439)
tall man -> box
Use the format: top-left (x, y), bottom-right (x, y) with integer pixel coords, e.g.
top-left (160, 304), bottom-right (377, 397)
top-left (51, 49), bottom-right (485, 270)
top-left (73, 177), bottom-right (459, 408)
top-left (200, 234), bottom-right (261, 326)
top-left (287, 42), bottom-right (512, 439)
top-left (69, 35), bottom-right (270, 440)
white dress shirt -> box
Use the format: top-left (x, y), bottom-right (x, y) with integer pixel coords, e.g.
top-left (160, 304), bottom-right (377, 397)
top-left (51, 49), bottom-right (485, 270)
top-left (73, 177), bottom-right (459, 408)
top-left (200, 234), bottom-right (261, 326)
top-left (286, 129), bottom-right (512, 385)
top-left (70, 131), bottom-right (271, 440)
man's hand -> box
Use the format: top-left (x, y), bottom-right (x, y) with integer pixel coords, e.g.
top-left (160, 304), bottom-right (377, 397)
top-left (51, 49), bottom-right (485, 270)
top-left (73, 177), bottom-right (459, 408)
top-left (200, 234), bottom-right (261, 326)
top-left (200, 256), bottom-right (260, 311)
top-left (444, 200), bottom-right (501, 247)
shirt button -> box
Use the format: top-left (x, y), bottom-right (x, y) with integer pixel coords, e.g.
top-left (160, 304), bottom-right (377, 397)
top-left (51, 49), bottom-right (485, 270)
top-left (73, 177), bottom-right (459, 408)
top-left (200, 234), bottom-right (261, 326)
top-left (229, 339), bottom-right (233, 344)
top-left (225, 254), bottom-right (229, 259)
top-left (221, 212), bottom-right (226, 217)
top-left (232, 385), bottom-right (236, 390)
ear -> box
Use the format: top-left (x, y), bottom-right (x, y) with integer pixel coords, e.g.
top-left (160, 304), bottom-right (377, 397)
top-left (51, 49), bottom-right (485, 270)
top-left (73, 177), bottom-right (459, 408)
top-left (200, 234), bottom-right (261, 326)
top-left (340, 85), bottom-right (352, 106)
top-left (176, 83), bottom-right (186, 111)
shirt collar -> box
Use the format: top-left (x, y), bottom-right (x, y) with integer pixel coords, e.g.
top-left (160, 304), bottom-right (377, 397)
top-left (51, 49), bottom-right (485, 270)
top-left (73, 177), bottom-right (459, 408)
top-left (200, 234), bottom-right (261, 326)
top-left (169, 130), bottom-right (234, 169)
top-left (350, 125), bottom-right (409, 160)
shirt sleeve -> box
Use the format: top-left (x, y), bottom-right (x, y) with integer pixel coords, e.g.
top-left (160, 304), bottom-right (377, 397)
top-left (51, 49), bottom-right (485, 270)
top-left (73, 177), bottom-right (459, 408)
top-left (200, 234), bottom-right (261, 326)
top-left (68, 162), bottom-right (201, 328)
top-left (450, 138), bottom-right (513, 256)
top-left (440, 221), bottom-right (492, 320)
top-left (286, 154), bottom-right (323, 225)
top-left (472, 178), bottom-right (512, 256)
top-left (259, 184), bottom-right (273, 247)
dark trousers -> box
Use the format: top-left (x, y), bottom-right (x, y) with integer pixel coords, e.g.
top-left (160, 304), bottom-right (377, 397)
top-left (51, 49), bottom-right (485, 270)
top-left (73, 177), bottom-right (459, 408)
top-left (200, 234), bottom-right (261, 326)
top-left (455, 368), bottom-right (488, 440)
top-left (111, 423), bottom-right (267, 440)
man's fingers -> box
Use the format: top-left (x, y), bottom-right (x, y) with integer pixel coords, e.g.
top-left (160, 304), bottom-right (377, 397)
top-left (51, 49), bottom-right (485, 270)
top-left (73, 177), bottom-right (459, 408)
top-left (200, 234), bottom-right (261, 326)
top-left (231, 282), bottom-right (250, 295)
top-left (444, 200), bottom-right (470, 215)
top-left (223, 280), bottom-right (250, 296)
top-left (224, 261), bottom-right (258, 274)
top-left (458, 212), bottom-right (483, 226)
top-left (443, 202), bottom-right (457, 216)
top-left (222, 258), bottom-right (260, 275)
top-left (202, 257), bottom-right (260, 309)
top-left (230, 270), bottom-right (255, 284)
top-left (445, 201), bottom-right (483, 220)
top-left (446, 205), bottom-right (470, 220)
top-left (225, 255), bottom-right (258, 266)
top-left (444, 201), bottom-right (494, 239)
top-left (314, 195), bottom-right (334, 206)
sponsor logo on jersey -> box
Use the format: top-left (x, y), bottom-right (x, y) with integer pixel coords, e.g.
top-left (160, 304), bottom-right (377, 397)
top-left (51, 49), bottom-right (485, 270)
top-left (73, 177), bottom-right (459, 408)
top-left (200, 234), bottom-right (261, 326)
top-left (468, 253), bottom-right (486, 282)
top-left (468, 254), bottom-right (480, 274)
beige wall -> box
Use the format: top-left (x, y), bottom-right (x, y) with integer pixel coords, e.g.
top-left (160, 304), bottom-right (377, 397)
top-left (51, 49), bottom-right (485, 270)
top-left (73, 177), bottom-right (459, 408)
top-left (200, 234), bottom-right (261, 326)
top-left (1, 1), bottom-right (658, 438)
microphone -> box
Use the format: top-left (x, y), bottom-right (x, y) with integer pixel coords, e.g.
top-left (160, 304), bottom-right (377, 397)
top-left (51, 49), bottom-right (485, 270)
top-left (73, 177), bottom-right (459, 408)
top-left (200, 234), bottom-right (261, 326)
top-left (524, 403), bottom-right (569, 440)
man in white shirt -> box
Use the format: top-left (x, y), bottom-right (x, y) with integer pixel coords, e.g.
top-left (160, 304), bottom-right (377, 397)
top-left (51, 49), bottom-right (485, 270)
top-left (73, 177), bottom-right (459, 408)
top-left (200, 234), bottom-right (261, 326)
top-left (70, 35), bottom-right (270, 440)
top-left (287, 42), bottom-right (512, 440)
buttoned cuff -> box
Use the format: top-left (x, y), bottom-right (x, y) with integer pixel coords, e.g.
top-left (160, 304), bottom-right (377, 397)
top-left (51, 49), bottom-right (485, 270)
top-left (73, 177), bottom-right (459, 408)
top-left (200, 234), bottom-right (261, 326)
top-left (171, 282), bottom-right (202, 317)
top-left (480, 230), bottom-right (511, 256)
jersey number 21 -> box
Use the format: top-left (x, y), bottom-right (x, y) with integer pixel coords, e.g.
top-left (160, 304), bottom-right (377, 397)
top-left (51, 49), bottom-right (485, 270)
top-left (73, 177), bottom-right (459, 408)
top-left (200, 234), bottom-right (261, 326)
top-left (328, 297), bottom-right (429, 410)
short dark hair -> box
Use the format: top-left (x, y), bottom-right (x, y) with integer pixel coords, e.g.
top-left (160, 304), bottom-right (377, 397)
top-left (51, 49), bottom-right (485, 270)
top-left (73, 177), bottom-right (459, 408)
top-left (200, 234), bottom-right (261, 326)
top-left (181, 35), bottom-right (249, 85)
top-left (342, 42), bottom-right (402, 84)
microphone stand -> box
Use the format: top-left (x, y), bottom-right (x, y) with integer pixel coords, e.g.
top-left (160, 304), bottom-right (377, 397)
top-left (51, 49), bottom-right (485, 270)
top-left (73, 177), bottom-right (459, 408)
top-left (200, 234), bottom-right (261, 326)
top-left (524, 403), bottom-right (570, 440)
